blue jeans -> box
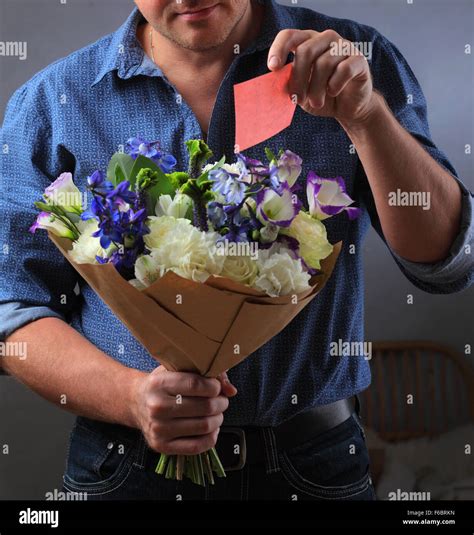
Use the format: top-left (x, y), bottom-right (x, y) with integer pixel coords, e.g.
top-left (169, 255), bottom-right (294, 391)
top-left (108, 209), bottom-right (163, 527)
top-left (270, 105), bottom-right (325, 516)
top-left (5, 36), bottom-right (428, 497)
top-left (62, 411), bottom-right (376, 500)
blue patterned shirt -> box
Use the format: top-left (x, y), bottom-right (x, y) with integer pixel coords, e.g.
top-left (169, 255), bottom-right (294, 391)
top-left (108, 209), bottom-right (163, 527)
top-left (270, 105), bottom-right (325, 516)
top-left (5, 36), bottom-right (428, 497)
top-left (1, 1), bottom-right (472, 425)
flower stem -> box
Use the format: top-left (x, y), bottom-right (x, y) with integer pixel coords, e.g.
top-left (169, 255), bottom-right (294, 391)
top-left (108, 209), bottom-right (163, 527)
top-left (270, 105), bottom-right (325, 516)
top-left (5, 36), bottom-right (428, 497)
top-left (155, 448), bottom-right (226, 485)
top-left (192, 201), bottom-right (208, 232)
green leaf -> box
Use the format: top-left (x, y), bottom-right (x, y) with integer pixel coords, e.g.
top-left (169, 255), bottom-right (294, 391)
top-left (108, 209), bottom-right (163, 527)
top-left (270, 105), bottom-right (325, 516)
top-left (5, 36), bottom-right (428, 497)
top-left (213, 155), bottom-right (226, 169)
top-left (196, 155), bottom-right (225, 186)
top-left (185, 139), bottom-right (213, 178)
top-left (146, 179), bottom-right (175, 208)
top-left (265, 147), bottom-right (277, 163)
top-left (34, 201), bottom-right (51, 212)
top-left (128, 155), bottom-right (161, 187)
top-left (114, 163), bottom-right (126, 185)
top-left (185, 139), bottom-right (212, 162)
top-left (106, 153), bottom-right (135, 186)
top-left (202, 190), bottom-right (215, 202)
top-left (168, 172), bottom-right (190, 190)
top-left (180, 178), bottom-right (199, 200)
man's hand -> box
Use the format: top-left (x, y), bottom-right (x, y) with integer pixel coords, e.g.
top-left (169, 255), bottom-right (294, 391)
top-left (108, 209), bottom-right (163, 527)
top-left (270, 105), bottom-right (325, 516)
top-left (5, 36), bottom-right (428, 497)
top-left (268, 29), bottom-right (376, 127)
top-left (131, 366), bottom-right (237, 455)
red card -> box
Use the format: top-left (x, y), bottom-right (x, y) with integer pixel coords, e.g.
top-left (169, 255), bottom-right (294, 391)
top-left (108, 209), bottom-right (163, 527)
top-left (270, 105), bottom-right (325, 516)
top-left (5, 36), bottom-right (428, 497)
top-left (234, 63), bottom-right (296, 152)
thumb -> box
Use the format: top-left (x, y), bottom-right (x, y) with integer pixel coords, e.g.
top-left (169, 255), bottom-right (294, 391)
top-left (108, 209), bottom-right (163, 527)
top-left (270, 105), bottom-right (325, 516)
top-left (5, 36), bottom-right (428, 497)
top-left (217, 372), bottom-right (238, 397)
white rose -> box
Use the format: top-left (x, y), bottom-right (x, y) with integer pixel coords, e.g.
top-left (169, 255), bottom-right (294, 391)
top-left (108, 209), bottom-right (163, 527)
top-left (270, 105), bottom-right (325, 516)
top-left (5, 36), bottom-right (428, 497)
top-left (203, 162), bottom-right (241, 175)
top-left (221, 254), bottom-right (259, 286)
top-left (280, 211), bottom-right (333, 270)
top-left (253, 244), bottom-right (310, 297)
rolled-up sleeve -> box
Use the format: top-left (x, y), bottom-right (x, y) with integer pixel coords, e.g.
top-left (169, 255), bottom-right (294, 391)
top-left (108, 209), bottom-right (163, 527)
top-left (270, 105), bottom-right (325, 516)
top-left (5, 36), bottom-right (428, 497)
top-left (360, 32), bottom-right (474, 294)
top-left (391, 183), bottom-right (473, 291)
top-left (0, 84), bottom-right (81, 342)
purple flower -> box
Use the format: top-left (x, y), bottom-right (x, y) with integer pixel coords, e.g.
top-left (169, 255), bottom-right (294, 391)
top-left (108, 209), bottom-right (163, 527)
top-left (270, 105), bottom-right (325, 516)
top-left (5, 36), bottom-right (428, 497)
top-left (107, 181), bottom-right (137, 206)
top-left (207, 201), bottom-right (227, 228)
top-left (44, 172), bottom-right (83, 214)
top-left (29, 212), bottom-right (76, 239)
top-left (223, 178), bottom-right (246, 205)
top-left (236, 153), bottom-right (271, 183)
top-left (208, 167), bottom-right (238, 196)
top-left (306, 172), bottom-right (361, 220)
top-left (126, 137), bottom-right (160, 160)
top-left (82, 171), bottom-right (150, 276)
top-left (126, 137), bottom-right (177, 173)
top-left (256, 182), bottom-right (300, 228)
top-left (208, 166), bottom-right (247, 204)
top-left (158, 153), bottom-right (178, 173)
top-left (270, 150), bottom-right (302, 187)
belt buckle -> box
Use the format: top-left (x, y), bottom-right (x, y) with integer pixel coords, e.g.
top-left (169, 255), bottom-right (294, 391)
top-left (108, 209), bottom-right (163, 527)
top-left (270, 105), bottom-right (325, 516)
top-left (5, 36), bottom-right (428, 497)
top-left (220, 427), bottom-right (247, 471)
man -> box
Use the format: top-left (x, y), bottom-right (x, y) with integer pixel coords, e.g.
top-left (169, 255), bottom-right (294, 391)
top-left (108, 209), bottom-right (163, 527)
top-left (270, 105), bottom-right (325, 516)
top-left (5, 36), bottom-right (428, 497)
top-left (0, 0), bottom-right (472, 501)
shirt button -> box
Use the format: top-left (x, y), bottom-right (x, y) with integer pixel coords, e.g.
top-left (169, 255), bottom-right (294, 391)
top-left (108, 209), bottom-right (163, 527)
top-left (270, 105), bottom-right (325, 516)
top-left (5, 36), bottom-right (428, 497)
top-left (107, 442), bottom-right (114, 450)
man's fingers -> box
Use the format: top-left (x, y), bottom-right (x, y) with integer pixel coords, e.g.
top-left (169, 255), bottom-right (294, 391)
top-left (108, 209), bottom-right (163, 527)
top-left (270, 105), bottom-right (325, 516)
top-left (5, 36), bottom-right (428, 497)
top-left (156, 414), bottom-right (224, 441)
top-left (307, 49), bottom-right (348, 109)
top-left (327, 54), bottom-right (368, 97)
top-left (166, 395), bottom-right (230, 418)
top-left (165, 430), bottom-right (220, 456)
top-left (289, 40), bottom-right (344, 103)
top-left (267, 29), bottom-right (314, 70)
top-left (156, 371), bottom-right (221, 398)
top-left (290, 38), bottom-right (324, 101)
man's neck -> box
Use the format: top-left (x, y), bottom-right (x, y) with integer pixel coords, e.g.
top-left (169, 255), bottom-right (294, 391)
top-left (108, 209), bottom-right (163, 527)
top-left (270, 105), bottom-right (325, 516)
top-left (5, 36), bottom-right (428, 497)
top-left (137, 2), bottom-right (264, 83)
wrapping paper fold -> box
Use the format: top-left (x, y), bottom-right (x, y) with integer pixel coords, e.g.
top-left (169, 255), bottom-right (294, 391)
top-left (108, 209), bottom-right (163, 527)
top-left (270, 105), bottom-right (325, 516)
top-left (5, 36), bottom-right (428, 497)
top-left (49, 233), bottom-right (342, 377)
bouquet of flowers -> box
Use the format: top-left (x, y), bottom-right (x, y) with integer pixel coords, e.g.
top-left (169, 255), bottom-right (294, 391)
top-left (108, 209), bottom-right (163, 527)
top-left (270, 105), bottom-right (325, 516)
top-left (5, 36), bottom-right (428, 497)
top-left (30, 137), bottom-right (359, 485)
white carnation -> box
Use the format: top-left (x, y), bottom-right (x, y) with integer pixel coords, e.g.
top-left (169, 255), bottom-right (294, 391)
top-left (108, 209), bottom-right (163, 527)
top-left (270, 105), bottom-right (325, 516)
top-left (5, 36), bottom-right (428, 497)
top-left (144, 216), bottom-right (192, 249)
top-left (135, 216), bottom-right (225, 286)
top-left (253, 244), bottom-right (311, 297)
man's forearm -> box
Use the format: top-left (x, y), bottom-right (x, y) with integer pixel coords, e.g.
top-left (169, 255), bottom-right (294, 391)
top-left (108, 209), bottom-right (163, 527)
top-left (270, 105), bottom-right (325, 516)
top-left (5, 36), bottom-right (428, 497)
top-left (340, 92), bottom-right (462, 263)
top-left (2, 317), bottom-right (145, 428)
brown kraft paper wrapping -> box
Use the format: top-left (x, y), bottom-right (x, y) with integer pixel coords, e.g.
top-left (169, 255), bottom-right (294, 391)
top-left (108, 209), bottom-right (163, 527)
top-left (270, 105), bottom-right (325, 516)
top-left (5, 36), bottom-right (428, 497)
top-left (49, 233), bottom-right (342, 377)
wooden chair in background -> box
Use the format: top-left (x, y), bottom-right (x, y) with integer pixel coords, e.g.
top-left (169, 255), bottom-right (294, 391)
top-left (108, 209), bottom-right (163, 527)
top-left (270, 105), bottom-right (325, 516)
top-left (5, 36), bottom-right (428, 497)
top-left (359, 341), bottom-right (474, 484)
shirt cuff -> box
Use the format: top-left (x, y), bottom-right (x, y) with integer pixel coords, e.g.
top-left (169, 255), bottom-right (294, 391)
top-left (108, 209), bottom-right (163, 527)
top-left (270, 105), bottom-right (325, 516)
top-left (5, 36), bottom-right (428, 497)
top-left (0, 301), bottom-right (65, 341)
top-left (0, 302), bottom-right (66, 375)
top-left (391, 179), bottom-right (473, 285)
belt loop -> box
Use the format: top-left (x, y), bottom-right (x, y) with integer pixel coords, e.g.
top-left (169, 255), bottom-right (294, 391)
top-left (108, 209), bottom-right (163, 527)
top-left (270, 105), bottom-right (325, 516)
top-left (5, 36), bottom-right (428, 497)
top-left (261, 427), bottom-right (280, 474)
top-left (133, 434), bottom-right (147, 469)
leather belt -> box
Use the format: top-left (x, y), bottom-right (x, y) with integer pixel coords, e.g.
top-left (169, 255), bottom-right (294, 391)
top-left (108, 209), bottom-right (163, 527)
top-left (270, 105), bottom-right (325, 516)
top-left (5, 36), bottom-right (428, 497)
top-left (216, 397), bottom-right (356, 471)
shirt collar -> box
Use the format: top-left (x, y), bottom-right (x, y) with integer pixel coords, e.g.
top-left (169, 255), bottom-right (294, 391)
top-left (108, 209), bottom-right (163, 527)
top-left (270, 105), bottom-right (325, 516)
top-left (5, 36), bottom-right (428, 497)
top-left (91, 1), bottom-right (293, 87)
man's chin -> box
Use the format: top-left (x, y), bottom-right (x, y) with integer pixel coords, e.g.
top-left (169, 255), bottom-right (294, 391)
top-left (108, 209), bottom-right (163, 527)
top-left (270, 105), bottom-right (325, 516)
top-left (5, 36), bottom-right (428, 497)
top-left (171, 33), bottom-right (227, 52)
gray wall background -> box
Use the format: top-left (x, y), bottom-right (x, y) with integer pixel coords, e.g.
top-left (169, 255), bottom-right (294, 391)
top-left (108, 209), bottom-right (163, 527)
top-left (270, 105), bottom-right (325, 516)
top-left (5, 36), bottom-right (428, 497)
top-left (0, 0), bottom-right (472, 499)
